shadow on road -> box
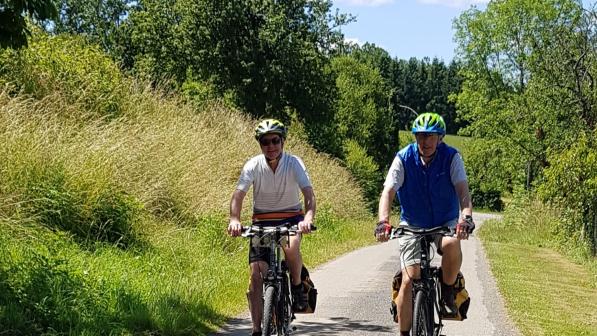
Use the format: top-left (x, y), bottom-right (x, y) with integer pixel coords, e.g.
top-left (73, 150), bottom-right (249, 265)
top-left (293, 316), bottom-right (394, 334)
top-left (212, 316), bottom-right (394, 335)
top-left (210, 317), bottom-right (248, 335)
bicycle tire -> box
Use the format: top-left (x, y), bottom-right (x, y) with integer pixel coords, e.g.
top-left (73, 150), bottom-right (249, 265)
top-left (276, 273), bottom-right (292, 335)
top-left (262, 285), bottom-right (277, 336)
top-left (413, 290), bottom-right (434, 336)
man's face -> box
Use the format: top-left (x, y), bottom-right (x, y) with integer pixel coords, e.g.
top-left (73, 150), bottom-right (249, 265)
top-left (415, 132), bottom-right (440, 158)
top-left (259, 134), bottom-right (283, 160)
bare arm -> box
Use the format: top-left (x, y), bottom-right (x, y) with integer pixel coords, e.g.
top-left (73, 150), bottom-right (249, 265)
top-left (378, 184), bottom-right (396, 223)
top-left (228, 189), bottom-right (247, 236)
top-left (377, 184), bottom-right (396, 241)
top-left (454, 180), bottom-right (473, 239)
top-left (299, 186), bottom-right (316, 233)
top-left (454, 180), bottom-right (472, 218)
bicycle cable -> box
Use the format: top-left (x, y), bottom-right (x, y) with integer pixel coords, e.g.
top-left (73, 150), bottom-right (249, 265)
top-left (400, 233), bottom-right (440, 281)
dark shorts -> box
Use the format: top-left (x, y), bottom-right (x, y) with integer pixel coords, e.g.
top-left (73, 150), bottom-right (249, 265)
top-left (248, 215), bottom-right (303, 264)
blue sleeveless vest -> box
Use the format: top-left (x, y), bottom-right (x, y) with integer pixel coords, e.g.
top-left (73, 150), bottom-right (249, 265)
top-left (396, 143), bottom-right (459, 228)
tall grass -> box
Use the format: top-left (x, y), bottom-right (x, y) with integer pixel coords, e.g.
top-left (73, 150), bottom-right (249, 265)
top-left (0, 31), bottom-right (375, 334)
top-left (0, 80), bottom-right (373, 334)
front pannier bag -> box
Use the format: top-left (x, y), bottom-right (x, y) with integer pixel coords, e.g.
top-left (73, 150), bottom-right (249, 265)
top-left (390, 269), bottom-right (470, 322)
top-left (440, 269), bottom-right (470, 321)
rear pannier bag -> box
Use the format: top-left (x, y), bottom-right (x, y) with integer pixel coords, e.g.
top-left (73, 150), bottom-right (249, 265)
top-left (295, 265), bottom-right (317, 314)
top-left (390, 270), bottom-right (402, 322)
top-left (440, 270), bottom-right (470, 321)
top-left (390, 269), bottom-right (470, 322)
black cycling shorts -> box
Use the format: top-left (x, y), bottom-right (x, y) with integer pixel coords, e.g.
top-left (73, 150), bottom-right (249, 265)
top-left (248, 215), bottom-right (303, 264)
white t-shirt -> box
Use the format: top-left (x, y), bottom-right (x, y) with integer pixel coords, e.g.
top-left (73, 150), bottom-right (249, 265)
top-left (384, 152), bottom-right (468, 191)
top-left (237, 153), bottom-right (312, 214)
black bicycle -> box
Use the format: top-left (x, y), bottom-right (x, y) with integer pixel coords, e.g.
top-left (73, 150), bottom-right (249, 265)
top-left (391, 225), bottom-right (456, 336)
top-left (242, 223), bottom-right (315, 336)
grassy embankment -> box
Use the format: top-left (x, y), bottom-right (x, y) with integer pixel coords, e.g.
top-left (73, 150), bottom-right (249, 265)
top-left (0, 34), bottom-right (375, 335)
top-left (479, 200), bottom-right (596, 336)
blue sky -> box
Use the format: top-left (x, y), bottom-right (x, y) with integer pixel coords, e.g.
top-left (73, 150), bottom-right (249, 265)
top-left (333, 0), bottom-right (595, 62)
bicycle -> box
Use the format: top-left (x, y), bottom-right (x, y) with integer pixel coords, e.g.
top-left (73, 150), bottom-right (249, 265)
top-left (242, 223), bottom-right (316, 336)
top-left (390, 224), bottom-right (469, 336)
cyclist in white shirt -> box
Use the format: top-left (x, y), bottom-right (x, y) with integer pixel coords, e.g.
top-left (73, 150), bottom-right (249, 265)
top-left (228, 119), bottom-right (316, 336)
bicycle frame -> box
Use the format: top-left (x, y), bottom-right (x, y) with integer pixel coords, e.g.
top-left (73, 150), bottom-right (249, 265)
top-left (393, 226), bottom-right (453, 336)
top-left (243, 224), bottom-right (297, 336)
top-left (415, 234), bottom-right (442, 336)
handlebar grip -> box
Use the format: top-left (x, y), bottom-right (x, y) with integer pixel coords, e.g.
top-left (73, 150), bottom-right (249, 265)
top-left (463, 216), bottom-right (475, 233)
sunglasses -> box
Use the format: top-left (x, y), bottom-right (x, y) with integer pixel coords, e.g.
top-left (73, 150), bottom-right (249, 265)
top-left (415, 132), bottom-right (439, 138)
top-left (259, 137), bottom-right (282, 146)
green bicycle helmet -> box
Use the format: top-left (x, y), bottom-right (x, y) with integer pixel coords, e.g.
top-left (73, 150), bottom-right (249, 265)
top-left (254, 119), bottom-right (287, 140)
top-left (411, 112), bottom-right (446, 135)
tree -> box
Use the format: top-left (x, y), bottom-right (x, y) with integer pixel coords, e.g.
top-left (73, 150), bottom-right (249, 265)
top-left (454, 0), bottom-right (597, 248)
top-left (119, 0), bottom-right (351, 154)
top-left (0, 0), bottom-right (57, 49)
top-left (390, 57), bottom-right (462, 132)
top-left (51, 0), bottom-right (133, 57)
top-left (331, 55), bottom-right (394, 166)
top-left (453, 0), bottom-right (589, 190)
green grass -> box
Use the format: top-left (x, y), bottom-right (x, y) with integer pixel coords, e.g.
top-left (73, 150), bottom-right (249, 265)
top-left (0, 211), bottom-right (374, 335)
top-left (7, 31), bottom-right (595, 336)
top-left (479, 202), bottom-right (597, 336)
top-left (0, 42), bottom-right (377, 334)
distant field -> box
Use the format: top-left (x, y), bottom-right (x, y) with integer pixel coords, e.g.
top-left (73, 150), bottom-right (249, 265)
top-left (399, 131), bottom-right (470, 152)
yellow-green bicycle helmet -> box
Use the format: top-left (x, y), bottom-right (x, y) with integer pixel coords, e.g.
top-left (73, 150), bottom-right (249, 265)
top-left (254, 119), bottom-right (287, 140)
top-left (411, 112), bottom-right (446, 135)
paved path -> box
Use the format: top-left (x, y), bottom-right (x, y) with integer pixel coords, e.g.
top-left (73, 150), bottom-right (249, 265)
top-left (212, 213), bottom-right (520, 336)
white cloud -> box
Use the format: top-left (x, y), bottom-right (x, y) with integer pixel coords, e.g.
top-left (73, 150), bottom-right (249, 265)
top-left (418, 0), bottom-right (489, 8)
top-left (345, 37), bottom-right (365, 46)
top-left (335, 0), bottom-right (395, 6)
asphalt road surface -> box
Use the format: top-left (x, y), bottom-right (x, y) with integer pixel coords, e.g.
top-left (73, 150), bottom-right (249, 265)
top-left (212, 213), bottom-right (520, 336)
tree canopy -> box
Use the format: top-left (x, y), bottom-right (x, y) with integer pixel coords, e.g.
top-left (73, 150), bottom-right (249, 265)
top-left (0, 0), bottom-right (57, 48)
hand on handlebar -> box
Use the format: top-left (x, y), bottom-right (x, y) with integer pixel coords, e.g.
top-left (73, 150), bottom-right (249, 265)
top-left (298, 220), bottom-right (314, 234)
top-left (456, 216), bottom-right (475, 240)
top-left (227, 220), bottom-right (242, 237)
top-left (374, 221), bottom-right (392, 242)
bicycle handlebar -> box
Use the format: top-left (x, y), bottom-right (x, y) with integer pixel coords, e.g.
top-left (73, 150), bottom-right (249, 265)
top-left (389, 225), bottom-right (455, 240)
top-left (241, 223), bottom-right (317, 237)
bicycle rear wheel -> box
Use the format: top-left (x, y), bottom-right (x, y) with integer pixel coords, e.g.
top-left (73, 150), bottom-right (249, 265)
top-left (262, 285), bottom-right (277, 336)
top-left (412, 290), bottom-right (434, 336)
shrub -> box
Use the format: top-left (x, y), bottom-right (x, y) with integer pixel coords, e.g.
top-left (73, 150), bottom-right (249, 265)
top-left (0, 232), bottom-right (113, 334)
top-left (469, 181), bottom-right (504, 211)
top-left (343, 139), bottom-right (382, 212)
top-left (24, 163), bottom-right (140, 248)
top-left (537, 134), bottom-right (597, 256)
top-left (0, 29), bottom-right (127, 118)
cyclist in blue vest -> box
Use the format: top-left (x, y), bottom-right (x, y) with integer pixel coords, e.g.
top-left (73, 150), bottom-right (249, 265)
top-left (375, 112), bottom-right (474, 336)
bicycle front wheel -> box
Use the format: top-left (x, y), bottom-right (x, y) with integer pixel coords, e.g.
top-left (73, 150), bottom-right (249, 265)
top-left (262, 285), bottom-right (277, 336)
top-left (412, 290), bottom-right (434, 336)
